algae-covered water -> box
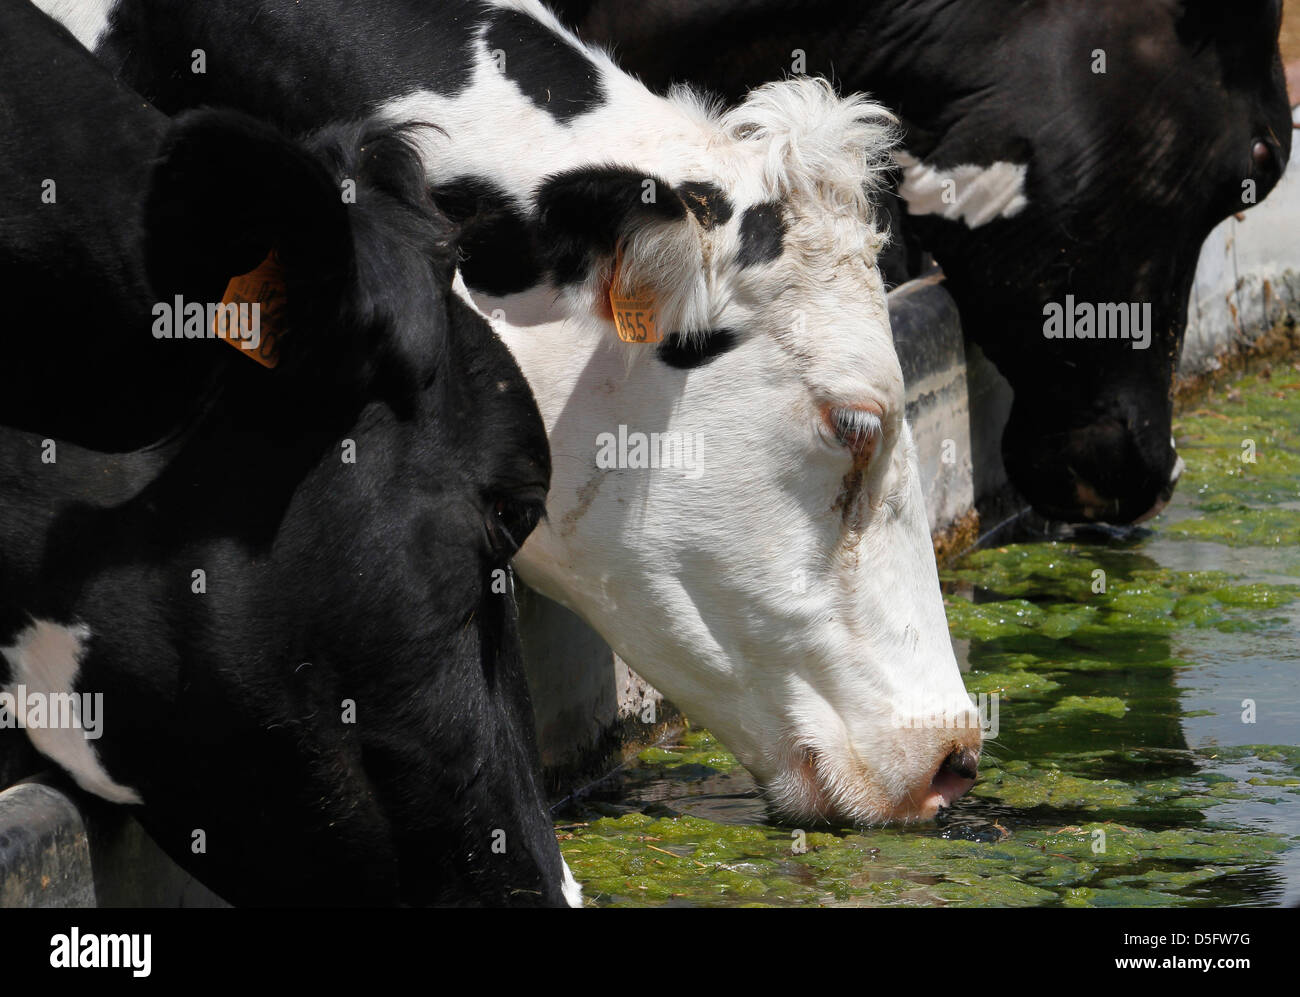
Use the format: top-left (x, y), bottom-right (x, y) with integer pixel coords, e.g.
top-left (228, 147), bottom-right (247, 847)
top-left (555, 368), bottom-right (1300, 907)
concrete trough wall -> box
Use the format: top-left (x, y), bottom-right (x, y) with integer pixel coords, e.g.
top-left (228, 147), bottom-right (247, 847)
top-left (0, 778), bottom-right (226, 908)
top-left (1181, 107), bottom-right (1300, 376)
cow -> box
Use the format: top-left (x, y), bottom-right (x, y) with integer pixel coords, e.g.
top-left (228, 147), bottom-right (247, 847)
top-left (1, 0), bottom-right (578, 907)
top-left (553, 0), bottom-right (1295, 525)
top-left (47, 0), bottom-right (986, 825)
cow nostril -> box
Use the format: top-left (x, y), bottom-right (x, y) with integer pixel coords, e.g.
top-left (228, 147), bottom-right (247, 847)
top-left (1253, 139), bottom-right (1273, 170)
top-left (940, 747), bottom-right (979, 781)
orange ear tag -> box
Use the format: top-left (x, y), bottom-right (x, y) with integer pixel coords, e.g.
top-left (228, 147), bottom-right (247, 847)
top-left (608, 248), bottom-right (661, 344)
top-left (211, 251), bottom-right (286, 368)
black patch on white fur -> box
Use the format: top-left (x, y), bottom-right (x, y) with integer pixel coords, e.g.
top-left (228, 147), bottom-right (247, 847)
top-left (656, 329), bottom-right (739, 369)
top-left (485, 9), bottom-right (605, 123)
top-left (677, 181), bottom-right (734, 230)
top-left (535, 166), bottom-right (686, 284)
top-left (737, 201), bottom-right (786, 267)
top-left (435, 177), bottom-right (540, 297)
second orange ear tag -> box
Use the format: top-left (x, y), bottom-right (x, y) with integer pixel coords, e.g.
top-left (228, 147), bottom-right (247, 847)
top-left (608, 249), bottom-right (661, 344)
top-left (212, 251), bottom-right (287, 368)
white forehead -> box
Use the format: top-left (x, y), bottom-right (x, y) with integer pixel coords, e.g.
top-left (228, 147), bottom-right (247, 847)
top-left (715, 234), bottom-right (903, 410)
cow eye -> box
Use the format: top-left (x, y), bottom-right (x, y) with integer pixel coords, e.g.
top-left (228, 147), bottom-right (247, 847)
top-left (485, 497), bottom-right (544, 560)
top-left (1251, 139), bottom-right (1274, 172)
top-left (822, 405), bottom-right (882, 464)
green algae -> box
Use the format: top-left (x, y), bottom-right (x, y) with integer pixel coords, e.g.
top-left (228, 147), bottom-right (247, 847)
top-left (1165, 373), bottom-right (1300, 545)
top-left (1199, 744), bottom-right (1300, 774)
top-left (944, 572), bottom-right (1294, 657)
top-left (635, 727), bottom-right (739, 775)
top-left (1164, 508), bottom-right (1300, 547)
top-left (1048, 696), bottom-right (1128, 718)
top-left (943, 548), bottom-right (1296, 645)
top-left (942, 596), bottom-right (1048, 640)
top-left (970, 761), bottom-right (1165, 810)
top-left (934, 875), bottom-right (1058, 907)
top-left (558, 802), bottom-right (1288, 907)
top-left (1061, 886), bottom-right (1185, 907)
top-left (558, 730), bottom-right (1297, 907)
top-left (964, 670), bottom-right (1061, 698)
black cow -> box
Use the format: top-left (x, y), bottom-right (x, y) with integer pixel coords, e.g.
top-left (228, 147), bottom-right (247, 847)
top-left (553, 0), bottom-right (1294, 524)
top-left (0, 0), bottom-right (576, 907)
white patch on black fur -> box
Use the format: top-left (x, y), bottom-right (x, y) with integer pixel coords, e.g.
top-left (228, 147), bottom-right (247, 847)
top-left (896, 152), bottom-right (1028, 228)
top-left (561, 858), bottom-right (584, 907)
top-left (32, 0), bottom-right (117, 51)
top-left (0, 619), bottom-right (142, 805)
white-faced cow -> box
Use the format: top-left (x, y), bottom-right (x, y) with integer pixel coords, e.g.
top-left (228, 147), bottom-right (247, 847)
top-left (0, 0), bottom-right (579, 906)
top-left (554, 0), bottom-right (1295, 524)
top-left (52, 0), bottom-right (984, 825)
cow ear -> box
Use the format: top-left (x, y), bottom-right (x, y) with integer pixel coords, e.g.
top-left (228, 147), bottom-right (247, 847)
top-left (534, 165), bottom-right (689, 285)
top-left (143, 108), bottom-right (353, 363)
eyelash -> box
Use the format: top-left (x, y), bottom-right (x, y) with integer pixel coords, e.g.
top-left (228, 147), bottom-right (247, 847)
top-left (822, 406), bottom-right (882, 465)
top-left (830, 408), bottom-right (880, 449)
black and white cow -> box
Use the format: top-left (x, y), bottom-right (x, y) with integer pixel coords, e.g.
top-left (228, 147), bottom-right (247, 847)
top-left (553, 0), bottom-right (1295, 525)
top-left (48, 0), bottom-right (985, 825)
top-left (1, 0), bottom-right (577, 906)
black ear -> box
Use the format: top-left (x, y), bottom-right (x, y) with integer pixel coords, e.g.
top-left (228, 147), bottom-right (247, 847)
top-left (534, 165), bottom-right (687, 284)
top-left (143, 108), bottom-right (353, 364)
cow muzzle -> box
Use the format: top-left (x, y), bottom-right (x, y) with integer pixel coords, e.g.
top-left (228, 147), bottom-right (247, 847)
top-left (767, 724), bottom-right (982, 825)
top-left (1003, 411), bottom-right (1183, 525)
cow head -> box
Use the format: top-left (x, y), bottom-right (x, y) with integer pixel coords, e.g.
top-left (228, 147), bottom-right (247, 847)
top-left (103, 109), bottom-right (570, 905)
top-left (487, 80), bottom-right (981, 824)
top-left (894, 0), bottom-right (1293, 523)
